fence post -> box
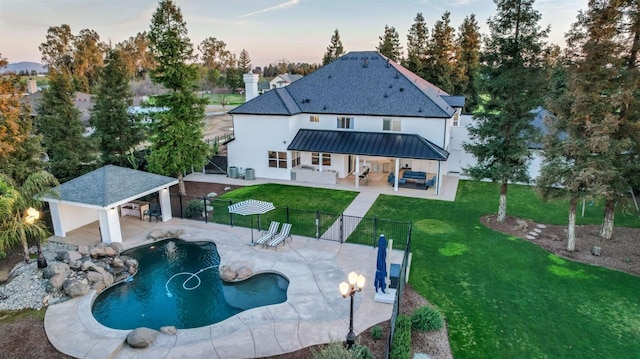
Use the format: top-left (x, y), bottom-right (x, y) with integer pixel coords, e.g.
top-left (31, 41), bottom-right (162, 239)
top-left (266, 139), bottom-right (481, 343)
top-left (286, 207), bottom-right (290, 224)
top-left (203, 197), bottom-right (208, 224)
top-left (374, 217), bottom-right (378, 242)
top-left (179, 193), bottom-right (183, 219)
top-left (229, 200), bottom-right (234, 227)
top-left (316, 211), bottom-right (320, 239)
top-left (339, 214), bottom-right (344, 243)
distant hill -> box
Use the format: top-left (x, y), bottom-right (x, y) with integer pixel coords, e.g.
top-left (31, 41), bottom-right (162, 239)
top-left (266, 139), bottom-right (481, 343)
top-left (0, 62), bottom-right (47, 74)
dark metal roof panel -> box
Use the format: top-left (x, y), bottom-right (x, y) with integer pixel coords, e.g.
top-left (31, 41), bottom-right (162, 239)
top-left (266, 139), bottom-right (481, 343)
top-left (287, 129), bottom-right (448, 160)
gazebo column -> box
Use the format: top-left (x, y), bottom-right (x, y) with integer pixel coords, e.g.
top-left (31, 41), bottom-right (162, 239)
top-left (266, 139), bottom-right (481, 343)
top-left (49, 202), bottom-right (66, 237)
top-left (436, 162), bottom-right (441, 195)
top-left (158, 187), bottom-right (172, 222)
top-left (99, 207), bottom-right (122, 244)
top-left (354, 155), bottom-right (361, 187)
top-left (394, 158), bottom-right (400, 191)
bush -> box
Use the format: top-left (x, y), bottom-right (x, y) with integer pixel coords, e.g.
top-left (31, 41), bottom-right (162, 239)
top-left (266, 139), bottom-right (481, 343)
top-left (390, 315), bottom-right (411, 359)
top-left (0, 250), bottom-right (6, 260)
top-left (311, 340), bottom-right (372, 359)
top-left (184, 199), bottom-right (205, 218)
top-left (370, 324), bottom-right (383, 340)
top-left (411, 305), bottom-right (444, 332)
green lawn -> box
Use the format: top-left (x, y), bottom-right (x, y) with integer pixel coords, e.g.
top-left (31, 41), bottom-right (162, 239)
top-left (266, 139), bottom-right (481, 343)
top-left (363, 180), bottom-right (640, 358)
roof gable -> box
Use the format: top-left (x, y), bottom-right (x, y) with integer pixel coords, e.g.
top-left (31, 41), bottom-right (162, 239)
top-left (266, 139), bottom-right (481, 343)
top-left (231, 51), bottom-right (462, 118)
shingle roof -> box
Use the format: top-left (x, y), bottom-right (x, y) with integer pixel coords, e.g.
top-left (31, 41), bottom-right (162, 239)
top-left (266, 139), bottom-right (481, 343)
top-left (287, 129), bottom-right (449, 160)
top-left (231, 51), bottom-right (463, 118)
top-left (46, 165), bottom-right (178, 208)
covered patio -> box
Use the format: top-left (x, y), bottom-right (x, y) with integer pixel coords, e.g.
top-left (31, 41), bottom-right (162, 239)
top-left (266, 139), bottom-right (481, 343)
top-left (43, 165), bottom-right (178, 244)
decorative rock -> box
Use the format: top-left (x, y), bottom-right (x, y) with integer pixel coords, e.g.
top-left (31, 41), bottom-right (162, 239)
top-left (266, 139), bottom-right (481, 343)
top-left (160, 326), bottom-right (177, 335)
top-left (68, 260), bottom-right (82, 270)
top-left (101, 272), bottom-right (114, 287)
top-left (110, 242), bottom-right (124, 254)
top-left (90, 282), bottom-right (106, 292)
top-left (63, 279), bottom-right (89, 297)
top-left (220, 266), bottom-right (236, 281)
top-left (537, 224), bottom-right (547, 229)
top-left (527, 231), bottom-right (539, 237)
top-left (235, 266), bottom-right (253, 280)
top-left (127, 327), bottom-right (159, 348)
top-left (90, 247), bottom-right (106, 258)
top-left (86, 271), bottom-right (103, 283)
top-left (168, 229), bottom-right (185, 238)
top-left (526, 235), bottom-right (536, 240)
top-left (81, 261), bottom-right (96, 271)
top-left (112, 257), bottom-right (124, 268)
top-left (125, 259), bottom-right (139, 275)
top-left (42, 263), bottom-right (70, 279)
top-left (60, 251), bottom-right (82, 263)
top-left (77, 246), bottom-right (89, 256)
top-left (104, 246), bottom-right (117, 257)
top-left (591, 246), bottom-right (602, 256)
top-left (49, 273), bottom-right (66, 291)
top-left (533, 228), bottom-right (542, 234)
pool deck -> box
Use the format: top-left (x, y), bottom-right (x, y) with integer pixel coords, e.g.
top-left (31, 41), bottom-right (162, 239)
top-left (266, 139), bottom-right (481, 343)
top-left (45, 217), bottom-right (403, 358)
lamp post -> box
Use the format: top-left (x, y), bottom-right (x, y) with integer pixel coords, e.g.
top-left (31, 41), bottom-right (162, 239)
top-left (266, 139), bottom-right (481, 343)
top-left (25, 207), bottom-right (47, 269)
top-left (339, 271), bottom-right (365, 349)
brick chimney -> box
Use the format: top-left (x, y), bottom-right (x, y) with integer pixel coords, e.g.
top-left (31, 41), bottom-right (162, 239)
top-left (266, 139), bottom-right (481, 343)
top-left (243, 73), bottom-right (259, 102)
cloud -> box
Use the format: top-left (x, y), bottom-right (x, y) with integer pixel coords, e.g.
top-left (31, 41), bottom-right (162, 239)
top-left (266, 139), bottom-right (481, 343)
top-left (239, 0), bottom-right (300, 18)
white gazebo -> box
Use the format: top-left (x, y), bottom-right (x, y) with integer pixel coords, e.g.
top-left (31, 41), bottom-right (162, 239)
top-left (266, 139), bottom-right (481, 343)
top-left (43, 165), bottom-right (178, 244)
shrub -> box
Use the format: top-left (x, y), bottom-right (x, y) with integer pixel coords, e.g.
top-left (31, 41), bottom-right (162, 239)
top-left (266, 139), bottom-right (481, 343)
top-left (0, 250), bottom-right (6, 260)
top-left (370, 324), bottom-right (383, 340)
top-left (390, 315), bottom-right (411, 359)
top-left (184, 199), bottom-right (205, 218)
top-left (411, 305), bottom-right (444, 332)
top-left (311, 340), bottom-right (372, 359)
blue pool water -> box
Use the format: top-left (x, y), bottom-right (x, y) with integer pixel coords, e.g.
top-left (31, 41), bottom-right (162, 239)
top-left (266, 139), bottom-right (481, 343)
top-left (92, 239), bottom-right (288, 330)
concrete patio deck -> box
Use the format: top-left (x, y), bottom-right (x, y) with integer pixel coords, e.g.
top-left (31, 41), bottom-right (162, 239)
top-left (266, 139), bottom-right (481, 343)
top-left (45, 217), bottom-right (404, 358)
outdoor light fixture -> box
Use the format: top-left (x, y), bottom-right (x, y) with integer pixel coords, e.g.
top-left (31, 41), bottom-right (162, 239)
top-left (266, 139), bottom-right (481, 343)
top-left (339, 271), bottom-right (365, 349)
top-left (25, 207), bottom-right (47, 268)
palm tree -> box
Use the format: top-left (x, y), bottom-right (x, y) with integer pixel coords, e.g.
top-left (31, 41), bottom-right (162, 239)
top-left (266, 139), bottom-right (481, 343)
top-left (0, 171), bottom-right (59, 263)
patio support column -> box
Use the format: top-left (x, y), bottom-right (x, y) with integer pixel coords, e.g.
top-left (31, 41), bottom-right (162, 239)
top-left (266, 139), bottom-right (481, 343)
top-left (436, 162), bottom-right (441, 195)
top-left (158, 187), bottom-right (172, 222)
top-left (394, 158), bottom-right (400, 191)
top-left (49, 202), bottom-right (66, 237)
top-left (319, 154), bottom-right (323, 172)
top-left (99, 207), bottom-right (122, 244)
top-left (355, 155), bottom-right (360, 187)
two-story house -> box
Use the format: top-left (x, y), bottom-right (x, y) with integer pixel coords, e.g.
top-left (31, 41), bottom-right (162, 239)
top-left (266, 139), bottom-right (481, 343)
top-left (227, 51), bottom-right (464, 195)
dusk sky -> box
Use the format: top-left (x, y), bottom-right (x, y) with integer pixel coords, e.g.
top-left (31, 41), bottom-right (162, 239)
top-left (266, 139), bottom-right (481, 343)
top-left (1, 0), bottom-right (586, 67)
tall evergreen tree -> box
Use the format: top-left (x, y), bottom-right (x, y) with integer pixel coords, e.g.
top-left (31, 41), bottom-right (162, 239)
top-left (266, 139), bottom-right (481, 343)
top-left (238, 49), bottom-right (252, 74)
top-left (423, 11), bottom-right (460, 93)
top-left (456, 14), bottom-right (482, 112)
top-left (377, 25), bottom-right (403, 61)
top-left (90, 49), bottom-right (144, 168)
top-left (322, 29), bottom-right (345, 65)
top-left (463, 0), bottom-right (549, 222)
top-left (147, 0), bottom-right (208, 196)
top-left (403, 13), bottom-right (429, 77)
top-left (36, 70), bottom-right (96, 182)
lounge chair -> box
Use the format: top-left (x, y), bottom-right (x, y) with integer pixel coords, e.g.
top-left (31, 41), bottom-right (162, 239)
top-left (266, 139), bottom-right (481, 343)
top-left (143, 203), bottom-right (162, 222)
top-left (267, 223), bottom-right (292, 249)
top-left (255, 221), bottom-right (280, 246)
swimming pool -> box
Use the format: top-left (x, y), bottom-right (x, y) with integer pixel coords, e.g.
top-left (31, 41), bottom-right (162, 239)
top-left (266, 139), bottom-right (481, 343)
top-left (92, 239), bottom-right (289, 330)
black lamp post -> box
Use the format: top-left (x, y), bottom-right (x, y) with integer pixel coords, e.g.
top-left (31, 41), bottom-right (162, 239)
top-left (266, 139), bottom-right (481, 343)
top-left (339, 271), bottom-right (365, 349)
top-left (26, 207), bottom-right (47, 268)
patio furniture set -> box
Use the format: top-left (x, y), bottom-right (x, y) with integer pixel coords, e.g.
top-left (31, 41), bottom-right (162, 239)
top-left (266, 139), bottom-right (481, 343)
top-left (387, 171), bottom-right (436, 190)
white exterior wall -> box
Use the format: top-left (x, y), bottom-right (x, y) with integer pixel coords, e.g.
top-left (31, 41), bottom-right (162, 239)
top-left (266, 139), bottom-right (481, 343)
top-left (56, 202), bottom-right (99, 235)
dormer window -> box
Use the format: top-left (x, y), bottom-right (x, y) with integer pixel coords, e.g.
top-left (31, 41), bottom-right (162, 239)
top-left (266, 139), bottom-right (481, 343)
top-left (383, 118), bottom-right (401, 131)
top-left (337, 116), bottom-right (354, 129)
top-left (310, 115), bottom-right (320, 123)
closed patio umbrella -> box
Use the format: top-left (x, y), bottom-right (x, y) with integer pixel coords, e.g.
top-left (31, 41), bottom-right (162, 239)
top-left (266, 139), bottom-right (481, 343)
top-left (374, 234), bottom-right (387, 293)
top-left (228, 199), bottom-right (276, 244)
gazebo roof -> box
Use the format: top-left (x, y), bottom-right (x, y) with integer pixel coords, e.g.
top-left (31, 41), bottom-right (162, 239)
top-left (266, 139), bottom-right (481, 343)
top-left (44, 165), bottom-right (178, 209)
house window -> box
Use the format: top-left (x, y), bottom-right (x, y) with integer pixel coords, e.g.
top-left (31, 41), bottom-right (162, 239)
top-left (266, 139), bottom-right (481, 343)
top-left (452, 112), bottom-right (460, 127)
top-left (268, 151), bottom-right (288, 168)
top-left (337, 116), bottom-right (354, 129)
top-left (383, 118), bottom-right (401, 131)
top-left (312, 152), bottom-right (331, 166)
top-left (291, 151), bottom-right (300, 167)
top-left (310, 115), bottom-right (319, 123)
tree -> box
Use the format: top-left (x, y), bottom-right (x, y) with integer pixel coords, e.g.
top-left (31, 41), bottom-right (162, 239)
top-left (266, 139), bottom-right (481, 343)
top-left (72, 29), bottom-right (106, 92)
top-left (456, 14), bottom-right (482, 112)
top-left (39, 24), bottom-right (75, 76)
top-left (463, 0), bottom-right (549, 223)
top-left (116, 32), bottom-right (156, 79)
top-left (0, 171), bottom-right (58, 263)
top-left (36, 70), bottom-right (96, 182)
top-left (377, 25), bottom-right (403, 61)
top-left (423, 11), bottom-right (460, 94)
top-left (198, 37), bottom-right (234, 71)
top-left (0, 55), bottom-right (46, 184)
top-left (90, 49), bottom-right (144, 167)
top-left (322, 29), bottom-right (345, 65)
top-left (404, 13), bottom-right (429, 77)
top-left (147, 0), bottom-right (208, 196)
top-left (238, 49), bottom-right (252, 74)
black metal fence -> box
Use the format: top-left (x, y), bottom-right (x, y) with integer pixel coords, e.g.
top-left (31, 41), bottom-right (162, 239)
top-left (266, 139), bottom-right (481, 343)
top-left (170, 193), bottom-right (412, 357)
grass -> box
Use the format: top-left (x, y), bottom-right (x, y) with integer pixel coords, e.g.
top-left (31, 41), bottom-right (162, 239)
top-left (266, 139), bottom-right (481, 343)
top-left (204, 93), bottom-right (245, 106)
top-left (362, 180), bottom-right (640, 358)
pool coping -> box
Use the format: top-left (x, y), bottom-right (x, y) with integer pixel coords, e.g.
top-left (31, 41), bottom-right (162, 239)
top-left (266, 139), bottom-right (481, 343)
top-left (45, 223), bottom-right (402, 358)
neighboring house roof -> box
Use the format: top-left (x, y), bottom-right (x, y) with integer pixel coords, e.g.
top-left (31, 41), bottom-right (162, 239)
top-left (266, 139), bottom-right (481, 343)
top-left (231, 51), bottom-right (462, 118)
top-left (276, 74), bottom-right (303, 83)
top-left (44, 165), bottom-right (178, 208)
top-left (258, 81), bottom-right (270, 91)
top-left (287, 129), bottom-right (449, 160)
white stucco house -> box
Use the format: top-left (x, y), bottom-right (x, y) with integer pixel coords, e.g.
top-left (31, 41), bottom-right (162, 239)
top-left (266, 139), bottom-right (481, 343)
top-left (227, 51), bottom-right (465, 195)
top-left (269, 73), bottom-right (303, 89)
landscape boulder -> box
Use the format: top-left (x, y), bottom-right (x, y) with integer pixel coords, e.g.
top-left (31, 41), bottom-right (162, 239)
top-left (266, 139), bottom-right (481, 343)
top-left (42, 263), bottom-right (70, 279)
top-left (591, 246), bottom-right (602, 256)
top-left (49, 273), bottom-right (67, 291)
top-left (127, 327), bottom-right (159, 348)
top-left (63, 279), bottom-right (89, 297)
top-left (235, 266), bottom-right (253, 280)
top-left (220, 266), bottom-right (236, 281)
top-left (160, 326), bottom-right (177, 335)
